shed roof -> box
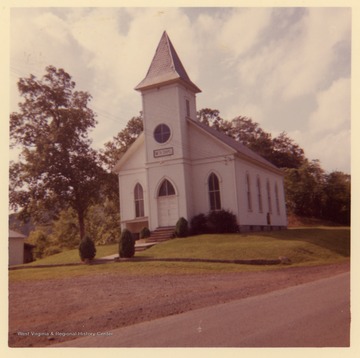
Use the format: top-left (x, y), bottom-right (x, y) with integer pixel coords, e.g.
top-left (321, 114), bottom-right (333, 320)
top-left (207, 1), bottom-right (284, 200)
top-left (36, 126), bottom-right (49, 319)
top-left (135, 31), bottom-right (201, 93)
top-left (9, 229), bottom-right (26, 239)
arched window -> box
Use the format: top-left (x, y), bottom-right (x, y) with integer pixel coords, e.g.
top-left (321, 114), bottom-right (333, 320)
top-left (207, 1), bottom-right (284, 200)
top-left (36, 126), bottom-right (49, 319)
top-left (134, 183), bottom-right (144, 217)
top-left (275, 182), bottom-right (280, 215)
top-left (257, 176), bottom-right (263, 213)
top-left (246, 173), bottom-right (252, 211)
top-left (208, 173), bottom-right (221, 211)
top-left (266, 179), bottom-right (272, 214)
top-left (158, 179), bottom-right (176, 197)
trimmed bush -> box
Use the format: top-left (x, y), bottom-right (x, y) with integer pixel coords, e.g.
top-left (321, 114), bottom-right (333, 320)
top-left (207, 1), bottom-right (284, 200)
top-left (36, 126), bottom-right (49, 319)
top-left (207, 210), bottom-right (239, 233)
top-left (139, 227), bottom-right (151, 239)
top-left (79, 236), bottom-right (96, 262)
top-left (190, 213), bottom-right (208, 235)
top-left (119, 229), bottom-right (135, 258)
top-left (175, 217), bottom-right (189, 238)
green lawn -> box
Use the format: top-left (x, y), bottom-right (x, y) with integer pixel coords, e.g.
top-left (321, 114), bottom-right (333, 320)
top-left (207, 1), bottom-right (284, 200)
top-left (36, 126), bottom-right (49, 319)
top-left (26, 243), bottom-right (118, 266)
top-left (137, 227), bottom-right (350, 265)
top-left (10, 227), bottom-right (350, 282)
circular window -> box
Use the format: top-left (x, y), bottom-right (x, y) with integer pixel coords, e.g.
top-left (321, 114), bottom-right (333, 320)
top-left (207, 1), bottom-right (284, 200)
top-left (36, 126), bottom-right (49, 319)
top-left (154, 124), bottom-right (171, 144)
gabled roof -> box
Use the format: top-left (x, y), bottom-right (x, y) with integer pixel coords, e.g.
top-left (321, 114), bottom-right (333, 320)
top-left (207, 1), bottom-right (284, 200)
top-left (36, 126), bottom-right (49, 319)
top-left (188, 118), bottom-right (281, 173)
top-left (113, 120), bottom-right (282, 175)
top-left (112, 132), bottom-right (145, 173)
top-left (135, 31), bottom-right (201, 93)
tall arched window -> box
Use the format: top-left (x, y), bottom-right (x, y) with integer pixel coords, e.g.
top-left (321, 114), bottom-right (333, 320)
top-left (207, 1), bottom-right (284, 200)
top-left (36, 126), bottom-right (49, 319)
top-left (257, 176), bottom-right (263, 213)
top-left (266, 179), bottom-right (272, 214)
top-left (246, 173), bottom-right (252, 211)
top-left (275, 183), bottom-right (280, 215)
top-left (158, 179), bottom-right (176, 197)
top-left (208, 173), bottom-right (221, 211)
top-left (134, 183), bottom-right (144, 217)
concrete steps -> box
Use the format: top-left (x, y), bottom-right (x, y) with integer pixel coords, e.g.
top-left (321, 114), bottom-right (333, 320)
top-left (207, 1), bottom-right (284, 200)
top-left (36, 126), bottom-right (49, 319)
top-left (146, 226), bottom-right (175, 243)
top-left (135, 243), bottom-right (157, 251)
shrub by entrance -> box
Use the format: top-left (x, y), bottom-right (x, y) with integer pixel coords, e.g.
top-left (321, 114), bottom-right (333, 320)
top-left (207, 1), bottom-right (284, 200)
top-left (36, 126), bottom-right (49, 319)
top-left (140, 227), bottom-right (151, 239)
top-left (175, 217), bottom-right (189, 238)
top-left (190, 210), bottom-right (238, 235)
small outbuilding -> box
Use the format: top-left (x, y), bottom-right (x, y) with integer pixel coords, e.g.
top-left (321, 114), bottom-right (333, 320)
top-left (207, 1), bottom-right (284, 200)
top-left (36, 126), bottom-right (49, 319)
top-left (9, 229), bottom-right (34, 266)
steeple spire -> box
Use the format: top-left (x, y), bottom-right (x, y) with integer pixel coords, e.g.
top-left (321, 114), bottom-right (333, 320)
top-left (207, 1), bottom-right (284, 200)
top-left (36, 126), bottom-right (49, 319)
top-left (135, 31), bottom-right (201, 93)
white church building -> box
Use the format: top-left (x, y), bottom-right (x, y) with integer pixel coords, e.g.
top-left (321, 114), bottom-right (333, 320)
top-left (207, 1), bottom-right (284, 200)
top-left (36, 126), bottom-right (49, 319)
top-left (113, 31), bottom-right (287, 236)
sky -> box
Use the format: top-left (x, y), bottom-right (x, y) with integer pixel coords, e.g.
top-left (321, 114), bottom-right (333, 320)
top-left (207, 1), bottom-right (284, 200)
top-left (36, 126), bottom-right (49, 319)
top-left (8, 6), bottom-right (352, 173)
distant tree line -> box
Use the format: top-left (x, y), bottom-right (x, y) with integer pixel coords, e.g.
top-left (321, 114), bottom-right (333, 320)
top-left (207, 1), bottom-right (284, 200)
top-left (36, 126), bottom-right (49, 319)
top-left (9, 67), bottom-right (350, 259)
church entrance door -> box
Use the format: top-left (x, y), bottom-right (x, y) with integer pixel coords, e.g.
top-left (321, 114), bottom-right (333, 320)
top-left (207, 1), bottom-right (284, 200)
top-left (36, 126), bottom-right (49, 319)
top-left (158, 196), bottom-right (178, 227)
top-left (157, 179), bottom-right (178, 227)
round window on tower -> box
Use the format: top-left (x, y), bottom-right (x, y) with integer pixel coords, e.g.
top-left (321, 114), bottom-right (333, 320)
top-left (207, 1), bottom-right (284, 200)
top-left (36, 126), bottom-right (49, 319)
top-left (154, 124), bottom-right (171, 144)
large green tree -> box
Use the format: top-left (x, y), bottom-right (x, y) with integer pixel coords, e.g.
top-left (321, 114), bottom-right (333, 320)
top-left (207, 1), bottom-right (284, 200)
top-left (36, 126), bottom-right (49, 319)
top-left (271, 131), bottom-right (305, 169)
top-left (230, 115), bottom-right (274, 161)
top-left (284, 159), bottom-right (326, 218)
top-left (10, 66), bottom-right (104, 240)
top-left (323, 171), bottom-right (351, 224)
top-left (197, 108), bottom-right (232, 135)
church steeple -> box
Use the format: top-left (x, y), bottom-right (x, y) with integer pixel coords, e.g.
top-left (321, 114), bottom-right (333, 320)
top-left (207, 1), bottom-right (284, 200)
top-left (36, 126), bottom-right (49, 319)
top-left (135, 31), bottom-right (201, 93)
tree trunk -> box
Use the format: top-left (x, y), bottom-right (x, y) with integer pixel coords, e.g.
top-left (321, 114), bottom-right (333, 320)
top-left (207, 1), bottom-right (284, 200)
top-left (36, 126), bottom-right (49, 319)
top-left (78, 210), bottom-right (85, 241)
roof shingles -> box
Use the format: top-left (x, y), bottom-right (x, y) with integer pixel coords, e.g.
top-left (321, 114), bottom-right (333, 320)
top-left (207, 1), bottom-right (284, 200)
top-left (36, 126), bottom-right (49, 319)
top-left (135, 31), bottom-right (201, 93)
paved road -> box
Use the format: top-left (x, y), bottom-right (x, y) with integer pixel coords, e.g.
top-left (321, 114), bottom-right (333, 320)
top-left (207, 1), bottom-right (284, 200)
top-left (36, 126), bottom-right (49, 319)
top-left (53, 272), bottom-right (350, 347)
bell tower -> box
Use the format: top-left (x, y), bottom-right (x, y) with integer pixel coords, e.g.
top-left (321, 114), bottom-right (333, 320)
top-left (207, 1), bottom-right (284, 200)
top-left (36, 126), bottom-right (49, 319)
top-left (135, 31), bottom-right (201, 163)
top-left (135, 31), bottom-right (201, 228)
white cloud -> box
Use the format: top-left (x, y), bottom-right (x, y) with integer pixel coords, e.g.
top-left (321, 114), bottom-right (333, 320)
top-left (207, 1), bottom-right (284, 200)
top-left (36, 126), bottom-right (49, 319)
top-left (216, 8), bottom-right (272, 61)
top-left (307, 130), bottom-right (350, 173)
top-left (238, 42), bottom-right (285, 89)
top-left (281, 8), bottom-right (351, 99)
top-left (9, 8), bottom-right (351, 173)
top-left (309, 77), bottom-right (350, 134)
top-left (67, 7), bottom-right (199, 93)
top-left (224, 100), bottom-right (265, 125)
top-left (294, 129), bottom-right (349, 172)
top-left (236, 8), bottom-right (351, 101)
top-left (197, 13), bottom-right (216, 35)
top-left (33, 12), bottom-right (70, 45)
top-left (289, 76), bottom-right (351, 173)
top-left (11, 11), bottom-right (68, 112)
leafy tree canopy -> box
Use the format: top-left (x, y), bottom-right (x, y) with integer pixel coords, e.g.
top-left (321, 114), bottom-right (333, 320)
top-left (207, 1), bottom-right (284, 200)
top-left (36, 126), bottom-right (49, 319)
top-left (10, 66), bottom-right (105, 240)
top-left (284, 159), bottom-right (325, 217)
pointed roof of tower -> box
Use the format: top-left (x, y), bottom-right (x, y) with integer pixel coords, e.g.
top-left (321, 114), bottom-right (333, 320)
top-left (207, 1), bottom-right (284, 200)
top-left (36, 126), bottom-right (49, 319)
top-left (135, 31), bottom-right (201, 93)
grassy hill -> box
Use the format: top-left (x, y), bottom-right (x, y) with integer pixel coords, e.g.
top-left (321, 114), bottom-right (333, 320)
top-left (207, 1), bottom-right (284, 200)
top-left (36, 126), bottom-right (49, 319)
top-left (9, 227), bottom-right (349, 282)
top-left (25, 226), bottom-right (349, 267)
top-left (138, 227), bottom-right (349, 265)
